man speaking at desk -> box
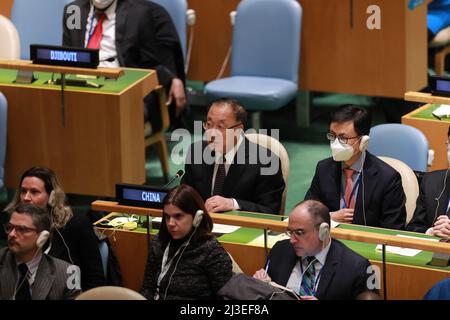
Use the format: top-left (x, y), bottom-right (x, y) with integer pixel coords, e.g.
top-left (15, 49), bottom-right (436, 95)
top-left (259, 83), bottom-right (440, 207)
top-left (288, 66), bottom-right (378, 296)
top-left (304, 105), bottom-right (406, 230)
top-left (62, 0), bottom-right (186, 131)
top-left (182, 98), bottom-right (285, 214)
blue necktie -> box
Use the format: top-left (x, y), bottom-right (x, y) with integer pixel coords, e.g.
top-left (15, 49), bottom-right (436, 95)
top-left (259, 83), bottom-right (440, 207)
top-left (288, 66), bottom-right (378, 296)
top-left (299, 257), bottom-right (316, 296)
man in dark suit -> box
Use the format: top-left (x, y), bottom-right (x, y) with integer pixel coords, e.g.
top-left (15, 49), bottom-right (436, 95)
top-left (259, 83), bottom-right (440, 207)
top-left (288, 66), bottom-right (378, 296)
top-left (304, 105), bottom-right (406, 230)
top-left (407, 126), bottom-right (450, 237)
top-left (62, 0), bottom-right (186, 131)
top-left (253, 200), bottom-right (377, 300)
top-left (181, 98), bottom-right (285, 214)
top-left (0, 204), bottom-right (81, 300)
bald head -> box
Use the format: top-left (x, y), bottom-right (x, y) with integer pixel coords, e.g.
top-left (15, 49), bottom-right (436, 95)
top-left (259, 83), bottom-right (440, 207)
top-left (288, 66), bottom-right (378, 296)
top-left (291, 200), bottom-right (330, 227)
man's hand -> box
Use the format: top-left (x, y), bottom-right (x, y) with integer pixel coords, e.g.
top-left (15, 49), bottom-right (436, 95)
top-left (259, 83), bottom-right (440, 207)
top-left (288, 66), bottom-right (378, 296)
top-left (300, 295), bottom-right (318, 300)
top-left (431, 215), bottom-right (450, 238)
top-left (205, 196), bottom-right (234, 212)
top-left (253, 268), bottom-right (271, 282)
top-left (167, 78), bottom-right (186, 116)
top-left (330, 208), bottom-right (354, 223)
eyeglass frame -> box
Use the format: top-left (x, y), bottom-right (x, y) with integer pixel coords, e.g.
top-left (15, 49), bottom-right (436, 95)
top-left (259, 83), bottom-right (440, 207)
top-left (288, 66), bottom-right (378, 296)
top-left (3, 223), bottom-right (38, 235)
top-left (326, 131), bottom-right (360, 145)
top-left (285, 223), bottom-right (322, 239)
top-left (202, 121), bottom-right (243, 131)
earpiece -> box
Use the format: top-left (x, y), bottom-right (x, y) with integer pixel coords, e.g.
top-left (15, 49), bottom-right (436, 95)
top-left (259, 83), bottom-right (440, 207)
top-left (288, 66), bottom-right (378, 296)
top-left (36, 230), bottom-right (50, 249)
top-left (359, 135), bottom-right (370, 152)
top-left (318, 222), bottom-right (330, 241)
top-left (48, 190), bottom-right (56, 208)
top-left (192, 210), bottom-right (204, 228)
top-left (186, 9), bottom-right (196, 26)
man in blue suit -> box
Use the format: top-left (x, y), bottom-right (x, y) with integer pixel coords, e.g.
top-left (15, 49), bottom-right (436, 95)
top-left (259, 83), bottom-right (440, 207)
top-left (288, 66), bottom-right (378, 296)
top-left (253, 200), bottom-right (377, 300)
top-left (304, 105), bottom-right (406, 230)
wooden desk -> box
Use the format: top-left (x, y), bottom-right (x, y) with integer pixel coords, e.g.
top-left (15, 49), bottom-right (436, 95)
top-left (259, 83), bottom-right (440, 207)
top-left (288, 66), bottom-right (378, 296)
top-left (92, 201), bottom-right (450, 299)
top-left (403, 92), bottom-right (450, 171)
top-left (0, 64), bottom-right (158, 196)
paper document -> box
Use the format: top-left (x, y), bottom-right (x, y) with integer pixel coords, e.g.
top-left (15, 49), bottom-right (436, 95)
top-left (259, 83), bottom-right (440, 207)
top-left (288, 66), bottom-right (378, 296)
top-left (247, 232), bottom-right (290, 247)
top-left (212, 223), bottom-right (240, 234)
top-left (432, 104), bottom-right (450, 119)
top-left (375, 234), bottom-right (439, 257)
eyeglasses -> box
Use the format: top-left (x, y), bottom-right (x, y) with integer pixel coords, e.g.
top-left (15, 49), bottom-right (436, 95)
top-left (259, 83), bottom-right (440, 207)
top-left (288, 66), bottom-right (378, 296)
top-left (326, 132), bottom-right (360, 145)
top-left (203, 121), bottom-right (242, 131)
top-left (3, 223), bottom-right (38, 235)
top-left (285, 229), bottom-right (306, 238)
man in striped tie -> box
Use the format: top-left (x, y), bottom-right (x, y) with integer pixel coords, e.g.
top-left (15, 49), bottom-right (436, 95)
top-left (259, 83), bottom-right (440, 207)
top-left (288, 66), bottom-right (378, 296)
top-left (253, 200), bottom-right (378, 300)
top-left (182, 98), bottom-right (285, 214)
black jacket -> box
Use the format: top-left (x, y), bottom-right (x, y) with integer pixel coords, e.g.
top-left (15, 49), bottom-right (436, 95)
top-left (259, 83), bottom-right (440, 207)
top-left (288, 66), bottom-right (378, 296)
top-left (407, 169), bottom-right (450, 233)
top-left (182, 138), bottom-right (285, 214)
top-left (305, 152), bottom-right (406, 230)
top-left (267, 239), bottom-right (374, 300)
top-left (62, 0), bottom-right (185, 87)
top-left (141, 235), bottom-right (233, 300)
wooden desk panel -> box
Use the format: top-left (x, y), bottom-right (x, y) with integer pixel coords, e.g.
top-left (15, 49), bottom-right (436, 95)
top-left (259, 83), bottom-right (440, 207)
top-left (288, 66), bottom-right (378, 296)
top-left (0, 0), bottom-right (13, 18)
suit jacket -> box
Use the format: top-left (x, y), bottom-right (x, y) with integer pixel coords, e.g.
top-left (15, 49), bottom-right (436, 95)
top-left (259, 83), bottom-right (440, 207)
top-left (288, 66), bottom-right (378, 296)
top-left (407, 169), bottom-right (450, 233)
top-left (305, 152), bottom-right (406, 230)
top-left (63, 0), bottom-right (185, 87)
top-left (267, 239), bottom-right (373, 300)
top-left (0, 248), bottom-right (81, 300)
top-left (181, 138), bottom-right (285, 214)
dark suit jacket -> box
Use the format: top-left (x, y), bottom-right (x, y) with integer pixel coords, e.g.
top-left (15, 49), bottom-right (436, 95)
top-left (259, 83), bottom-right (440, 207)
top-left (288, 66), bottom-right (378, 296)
top-left (407, 169), bottom-right (450, 233)
top-left (181, 138), bottom-right (285, 214)
top-left (267, 239), bottom-right (373, 300)
top-left (63, 0), bottom-right (185, 87)
top-left (0, 248), bottom-right (81, 300)
top-left (305, 152), bottom-right (406, 230)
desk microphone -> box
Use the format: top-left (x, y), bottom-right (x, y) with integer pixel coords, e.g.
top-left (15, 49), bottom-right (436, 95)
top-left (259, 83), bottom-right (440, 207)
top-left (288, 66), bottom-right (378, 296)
top-left (163, 170), bottom-right (185, 187)
top-left (100, 56), bottom-right (116, 62)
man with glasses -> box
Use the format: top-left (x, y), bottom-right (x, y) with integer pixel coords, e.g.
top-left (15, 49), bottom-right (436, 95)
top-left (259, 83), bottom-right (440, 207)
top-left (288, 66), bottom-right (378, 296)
top-left (182, 98), bottom-right (285, 214)
top-left (0, 203), bottom-right (81, 300)
top-left (253, 200), bottom-right (376, 300)
top-left (305, 104), bottom-right (406, 230)
top-left (407, 126), bottom-right (450, 237)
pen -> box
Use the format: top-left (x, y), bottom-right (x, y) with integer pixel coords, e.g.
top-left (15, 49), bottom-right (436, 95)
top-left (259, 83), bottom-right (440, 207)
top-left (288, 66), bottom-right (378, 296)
top-left (264, 259), bottom-right (270, 276)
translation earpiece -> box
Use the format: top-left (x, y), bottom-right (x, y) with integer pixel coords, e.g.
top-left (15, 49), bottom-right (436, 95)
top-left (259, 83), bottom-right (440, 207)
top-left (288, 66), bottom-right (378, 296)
top-left (359, 135), bottom-right (370, 152)
top-left (48, 190), bottom-right (56, 208)
top-left (36, 230), bottom-right (50, 249)
top-left (318, 222), bottom-right (330, 242)
top-left (192, 210), bottom-right (204, 228)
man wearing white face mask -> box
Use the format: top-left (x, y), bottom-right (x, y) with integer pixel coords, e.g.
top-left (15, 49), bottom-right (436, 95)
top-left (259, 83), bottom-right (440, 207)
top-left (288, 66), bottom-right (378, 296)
top-left (305, 105), bottom-right (406, 230)
top-left (407, 127), bottom-right (450, 237)
top-left (62, 0), bottom-right (186, 132)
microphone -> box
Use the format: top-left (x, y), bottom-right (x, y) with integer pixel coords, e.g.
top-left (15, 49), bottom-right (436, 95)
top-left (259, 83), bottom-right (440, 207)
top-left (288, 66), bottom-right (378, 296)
top-left (163, 170), bottom-right (185, 187)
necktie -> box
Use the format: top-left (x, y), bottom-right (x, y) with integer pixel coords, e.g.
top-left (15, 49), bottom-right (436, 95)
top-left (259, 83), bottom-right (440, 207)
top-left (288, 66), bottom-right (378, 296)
top-left (343, 168), bottom-right (355, 209)
top-left (87, 12), bottom-right (106, 49)
top-left (299, 257), bottom-right (316, 296)
top-left (15, 263), bottom-right (31, 300)
top-left (213, 157), bottom-right (226, 196)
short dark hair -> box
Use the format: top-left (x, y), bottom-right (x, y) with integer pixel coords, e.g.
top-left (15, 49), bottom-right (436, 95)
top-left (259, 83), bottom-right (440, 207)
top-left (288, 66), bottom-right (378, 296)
top-left (294, 200), bottom-right (331, 228)
top-left (158, 184), bottom-right (213, 245)
top-left (209, 98), bottom-right (247, 127)
top-left (330, 104), bottom-right (371, 136)
top-left (12, 203), bottom-right (51, 233)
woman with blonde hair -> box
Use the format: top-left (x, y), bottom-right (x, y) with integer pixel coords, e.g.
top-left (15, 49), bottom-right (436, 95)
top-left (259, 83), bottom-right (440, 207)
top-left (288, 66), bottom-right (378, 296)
top-left (1, 166), bottom-right (105, 290)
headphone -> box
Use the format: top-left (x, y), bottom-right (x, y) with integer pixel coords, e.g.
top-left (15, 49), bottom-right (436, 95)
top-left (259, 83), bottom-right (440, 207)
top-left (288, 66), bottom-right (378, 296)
top-left (318, 222), bottom-right (330, 242)
top-left (36, 230), bottom-right (50, 249)
top-left (48, 190), bottom-right (56, 208)
top-left (359, 135), bottom-right (370, 152)
top-left (192, 210), bottom-right (204, 228)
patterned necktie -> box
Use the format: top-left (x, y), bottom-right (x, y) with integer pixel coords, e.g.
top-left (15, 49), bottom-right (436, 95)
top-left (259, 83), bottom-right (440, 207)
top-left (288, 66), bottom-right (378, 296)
top-left (343, 168), bottom-right (355, 209)
top-left (87, 12), bottom-right (106, 49)
top-left (213, 157), bottom-right (226, 196)
top-left (299, 257), bottom-right (316, 296)
top-left (15, 263), bottom-right (31, 300)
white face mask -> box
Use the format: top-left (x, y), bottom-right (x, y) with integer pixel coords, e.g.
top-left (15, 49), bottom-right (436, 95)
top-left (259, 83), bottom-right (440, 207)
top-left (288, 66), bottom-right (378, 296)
top-left (92, 0), bottom-right (115, 10)
top-left (330, 139), bottom-right (355, 162)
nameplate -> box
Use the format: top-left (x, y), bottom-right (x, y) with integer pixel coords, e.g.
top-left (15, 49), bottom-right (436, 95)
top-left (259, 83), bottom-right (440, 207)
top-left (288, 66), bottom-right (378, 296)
top-left (30, 44), bottom-right (99, 69)
top-left (116, 183), bottom-right (169, 209)
top-left (430, 75), bottom-right (450, 98)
